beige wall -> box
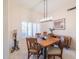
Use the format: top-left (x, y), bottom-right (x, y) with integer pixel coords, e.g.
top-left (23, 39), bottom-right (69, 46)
top-left (3, 0), bottom-right (9, 59)
top-left (40, 9), bottom-right (76, 50)
top-left (39, 0), bottom-right (76, 50)
top-left (8, 0), bottom-right (30, 47)
top-left (53, 9), bottom-right (76, 50)
top-left (8, 0), bottom-right (43, 43)
top-left (8, 0), bottom-right (42, 40)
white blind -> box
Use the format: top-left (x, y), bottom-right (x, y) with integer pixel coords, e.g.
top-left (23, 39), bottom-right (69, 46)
top-left (21, 22), bottom-right (40, 38)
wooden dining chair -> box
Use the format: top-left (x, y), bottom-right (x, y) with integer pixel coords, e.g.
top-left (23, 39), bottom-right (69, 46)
top-left (26, 37), bottom-right (42, 59)
top-left (35, 33), bottom-right (41, 38)
top-left (64, 36), bottom-right (72, 48)
top-left (48, 40), bottom-right (64, 59)
top-left (42, 32), bottom-right (48, 36)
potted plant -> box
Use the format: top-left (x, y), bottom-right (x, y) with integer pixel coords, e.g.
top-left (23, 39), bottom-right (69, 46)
top-left (49, 28), bottom-right (55, 34)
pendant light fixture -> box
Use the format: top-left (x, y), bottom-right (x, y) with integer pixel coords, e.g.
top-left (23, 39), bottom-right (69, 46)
top-left (44, 0), bottom-right (47, 19)
top-left (40, 0), bottom-right (52, 23)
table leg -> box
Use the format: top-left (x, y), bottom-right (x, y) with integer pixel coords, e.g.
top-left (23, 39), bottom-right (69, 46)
top-left (44, 47), bottom-right (47, 59)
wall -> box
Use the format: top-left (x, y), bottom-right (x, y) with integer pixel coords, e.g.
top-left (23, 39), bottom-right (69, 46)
top-left (40, 9), bottom-right (76, 50)
top-left (53, 9), bottom-right (76, 50)
top-left (39, 0), bottom-right (76, 50)
top-left (8, 0), bottom-right (42, 48)
top-left (8, 0), bottom-right (30, 48)
top-left (3, 0), bottom-right (9, 59)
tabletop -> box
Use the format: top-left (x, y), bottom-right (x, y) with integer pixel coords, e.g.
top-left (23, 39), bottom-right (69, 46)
top-left (37, 37), bottom-right (59, 47)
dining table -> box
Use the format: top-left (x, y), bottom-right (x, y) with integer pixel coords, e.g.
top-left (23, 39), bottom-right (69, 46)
top-left (37, 37), bottom-right (59, 59)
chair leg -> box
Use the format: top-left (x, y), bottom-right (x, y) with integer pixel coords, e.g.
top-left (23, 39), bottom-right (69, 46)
top-left (48, 55), bottom-right (50, 59)
top-left (53, 56), bottom-right (55, 59)
top-left (37, 55), bottom-right (39, 59)
top-left (41, 48), bottom-right (43, 55)
top-left (28, 52), bottom-right (30, 59)
top-left (61, 56), bottom-right (62, 59)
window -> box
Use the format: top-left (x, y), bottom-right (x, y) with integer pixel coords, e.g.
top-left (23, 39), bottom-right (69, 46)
top-left (21, 22), bottom-right (40, 38)
top-left (21, 22), bottom-right (28, 38)
top-left (28, 22), bottom-right (32, 36)
top-left (37, 24), bottom-right (40, 33)
top-left (33, 23), bottom-right (37, 36)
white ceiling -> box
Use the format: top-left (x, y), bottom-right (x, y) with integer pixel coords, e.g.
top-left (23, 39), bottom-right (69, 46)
top-left (14, 0), bottom-right (75, 12)
top-left (9, 0), bottom-right (76, 15)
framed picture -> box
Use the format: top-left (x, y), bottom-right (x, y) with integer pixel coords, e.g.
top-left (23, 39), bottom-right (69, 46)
top-left (53, 18), bottom-right (65, 30)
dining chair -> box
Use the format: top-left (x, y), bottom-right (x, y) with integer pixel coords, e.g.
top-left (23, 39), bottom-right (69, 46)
top-left (35, 33), bottom-right (41, 38)
top-left (26, 37), bottom-right (42, 59)
top-left (64, 36), bottom-right (72, 48)
top-left (48, 40), bottom-right (64, 59)
top-left (42, 32), bottom-right (48, 36)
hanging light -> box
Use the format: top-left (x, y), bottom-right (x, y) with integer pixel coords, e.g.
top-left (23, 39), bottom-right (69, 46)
top-left (44, 0), bottom-right (47, 19)
top-left (40, 0), bottom-right (52, 23)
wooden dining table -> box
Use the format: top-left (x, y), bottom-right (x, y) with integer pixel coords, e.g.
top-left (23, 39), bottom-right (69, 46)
top-left (37, 37), bottom-right (59, 59)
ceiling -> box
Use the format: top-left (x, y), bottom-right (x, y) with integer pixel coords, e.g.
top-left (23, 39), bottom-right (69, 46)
top-left (9, 0), bottom-right (76, 19)
top-left (12, 0), bottom-right (75, 12)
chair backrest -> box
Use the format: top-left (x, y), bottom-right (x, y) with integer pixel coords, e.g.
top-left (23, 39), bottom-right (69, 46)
top-left (26, 37), bottom-right (37, 50)
top-left (64, 36), bottom-right (72, 47)
top-left (43, 32), bottom-right (47, 36)
top-left (35, 33), bottom-right (41, 38)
